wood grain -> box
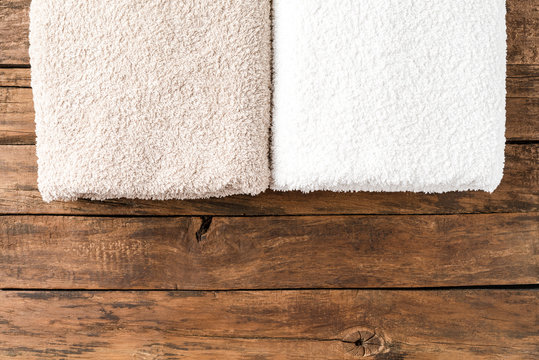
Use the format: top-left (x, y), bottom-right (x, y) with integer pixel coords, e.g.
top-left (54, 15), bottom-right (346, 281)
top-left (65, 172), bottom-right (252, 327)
top-left (0, 68), bottom-right (30, 87)
top-left (0, 290), bottom-right (537, 359)
top-left (0, 0), bottom-right (29, 65)
top-left (507, 0), bottom-right (539, 65)
top-left (0, 87), bottom-right (34, 144)
top-left (1, 0), bottom-right (537, 66)
top-left (1, 144), bottom-right (536, 215)
top-left (507, 64), bottom-right (539, 100)
top-left (506, 97), bottom-right (539, 141)
top-left (1, 65), bottom-right (538, 144)
top-left (1, 213), bottom-right (537, 289)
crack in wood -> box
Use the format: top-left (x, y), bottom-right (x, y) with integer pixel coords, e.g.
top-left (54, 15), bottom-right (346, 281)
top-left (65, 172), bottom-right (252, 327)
top-left (195, 216), bottom-right (212, 243)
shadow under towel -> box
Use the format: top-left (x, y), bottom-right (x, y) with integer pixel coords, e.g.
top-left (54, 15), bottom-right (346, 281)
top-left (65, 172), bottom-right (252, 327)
top-left (30, 0), bottom-right (272, 202)
top-left (272, 0), bottom-right (507, 193)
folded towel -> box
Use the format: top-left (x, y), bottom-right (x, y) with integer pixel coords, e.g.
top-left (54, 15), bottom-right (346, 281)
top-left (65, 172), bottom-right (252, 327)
top-left (272, 0), bottom-right (507, 193)
top-left (30, 0), bottom-right (271, 201)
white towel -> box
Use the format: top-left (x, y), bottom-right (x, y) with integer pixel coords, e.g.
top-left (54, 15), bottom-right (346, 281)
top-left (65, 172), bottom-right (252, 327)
top-left (30, 0), bottom-right (271, 201)
top-left (272, 0), bottom-right (507, 193)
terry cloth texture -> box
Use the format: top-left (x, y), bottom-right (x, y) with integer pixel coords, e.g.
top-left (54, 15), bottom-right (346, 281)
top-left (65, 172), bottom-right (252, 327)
top-left (30, 0), bottom-right (272, 201)
top-left (272, 0), bottom-right (507, 193)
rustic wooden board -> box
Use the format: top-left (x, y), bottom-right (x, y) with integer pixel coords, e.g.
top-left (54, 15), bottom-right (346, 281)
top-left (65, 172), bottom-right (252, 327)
top-left (507, 97), bottom-right (539, 141)
top-left (0, 290), bottom-right (537, 359)
top-left (507, 64), bottom-right (539, 97)
top-left (0, 0), bottom-right (29, 65)
top-left (1, 213), bottom-right (537, 289)
top-left (1, 0), bottom-right (537, 66)
top-left (0, 87), bottom-right (34, 144)
top-left (507, 0), bottom-right (539, 65)
top-left (1, 65), bottom-right (538, 144)
top-left (1, 144), bottom-right (536, 215)
top-left (0, 68), bottom-right (30, 87)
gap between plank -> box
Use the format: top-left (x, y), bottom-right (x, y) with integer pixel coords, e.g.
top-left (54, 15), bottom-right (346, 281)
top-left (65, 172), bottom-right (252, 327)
top-left (0, 211), bottom-right (534, 218)
top-left (2, 284), bottom-right (538, 292)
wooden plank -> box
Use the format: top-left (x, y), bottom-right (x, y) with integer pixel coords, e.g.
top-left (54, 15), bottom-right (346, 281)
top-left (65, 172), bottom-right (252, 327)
top-left (0, 0), bottom-right (29, 65)
top-left (504, 60), bottom-right (539, 142)
top-left (0, 213), bottom-right (537, 289)
top-left (1, 64), bottom-right (537, 144)
top-left (507, 64), bottom-right (539, 98)
top-left (507, 0), bottom-right (539, 65)
top-left (0, 87), bottom-right (34, 144)
top-left (0, 290), bottom-right (537, 359)
top-left (0, 68), bottom-right (30, 87)
top-left (0, 144), bottom-right (536, 215)
top-left (1, 0), bottom-right (538, 65)
top-left (506, 97), bottom-right (539, 141)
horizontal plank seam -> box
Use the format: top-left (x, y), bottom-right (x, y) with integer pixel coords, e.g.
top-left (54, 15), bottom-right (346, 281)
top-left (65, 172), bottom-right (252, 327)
top-left (0, 65), bottom-right (30, 69)
top-left (0, 211), bottom-right (537, 218)
top-left (506, 140), bottom-right (539, 144)
top-left (0, 85), bottom-right (31, 88)
top-left (2, 285), bottom-right (538, 292)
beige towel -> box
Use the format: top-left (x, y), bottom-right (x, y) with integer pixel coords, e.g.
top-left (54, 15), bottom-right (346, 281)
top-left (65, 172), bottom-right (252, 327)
top-left (30, 0), bottom-right (271, 201)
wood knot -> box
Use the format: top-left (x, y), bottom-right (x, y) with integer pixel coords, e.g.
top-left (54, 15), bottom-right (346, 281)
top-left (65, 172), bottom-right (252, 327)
top-left (339, 327), bottom-right (386, 357)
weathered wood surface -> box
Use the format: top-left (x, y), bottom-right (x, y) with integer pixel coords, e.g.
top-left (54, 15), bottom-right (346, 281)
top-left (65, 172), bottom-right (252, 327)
top-left (507, 64), bottom-right (539, 97)
top-left (0, 290), bottom-right (537, 359)
top-left (0, 87), bottom-right (34, 144)
top-left (1, 65), bottom-right (538, 144)
top-left (0, 144), bottom-right (536, 215)
top-left (1, 0), bottom-right (537, 65)
top-left (0, 68), bottom-right (30, 87)
top-left (0, 0), bottom-right (29, 65)
top-left (0, 1), bottom-right (537, 359)
top-left (1, 213), bottom-right (537, 289)
top-left (507, 98), bottom-right (539, 141)
top-left (507, 0), bottom-right (539, 65)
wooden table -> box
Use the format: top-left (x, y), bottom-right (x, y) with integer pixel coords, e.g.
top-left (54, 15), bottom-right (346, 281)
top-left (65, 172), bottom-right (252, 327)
top-left (0, 0), bottom-right (537, 358)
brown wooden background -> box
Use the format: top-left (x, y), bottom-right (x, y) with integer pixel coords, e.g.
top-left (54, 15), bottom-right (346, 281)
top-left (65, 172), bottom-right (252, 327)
top-left (0, 0), bottom-right (538, 358)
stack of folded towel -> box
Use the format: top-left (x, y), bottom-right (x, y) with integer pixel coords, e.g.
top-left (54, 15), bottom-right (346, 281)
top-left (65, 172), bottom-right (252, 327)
top-left (30, 0), bottom-right (507, 201)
